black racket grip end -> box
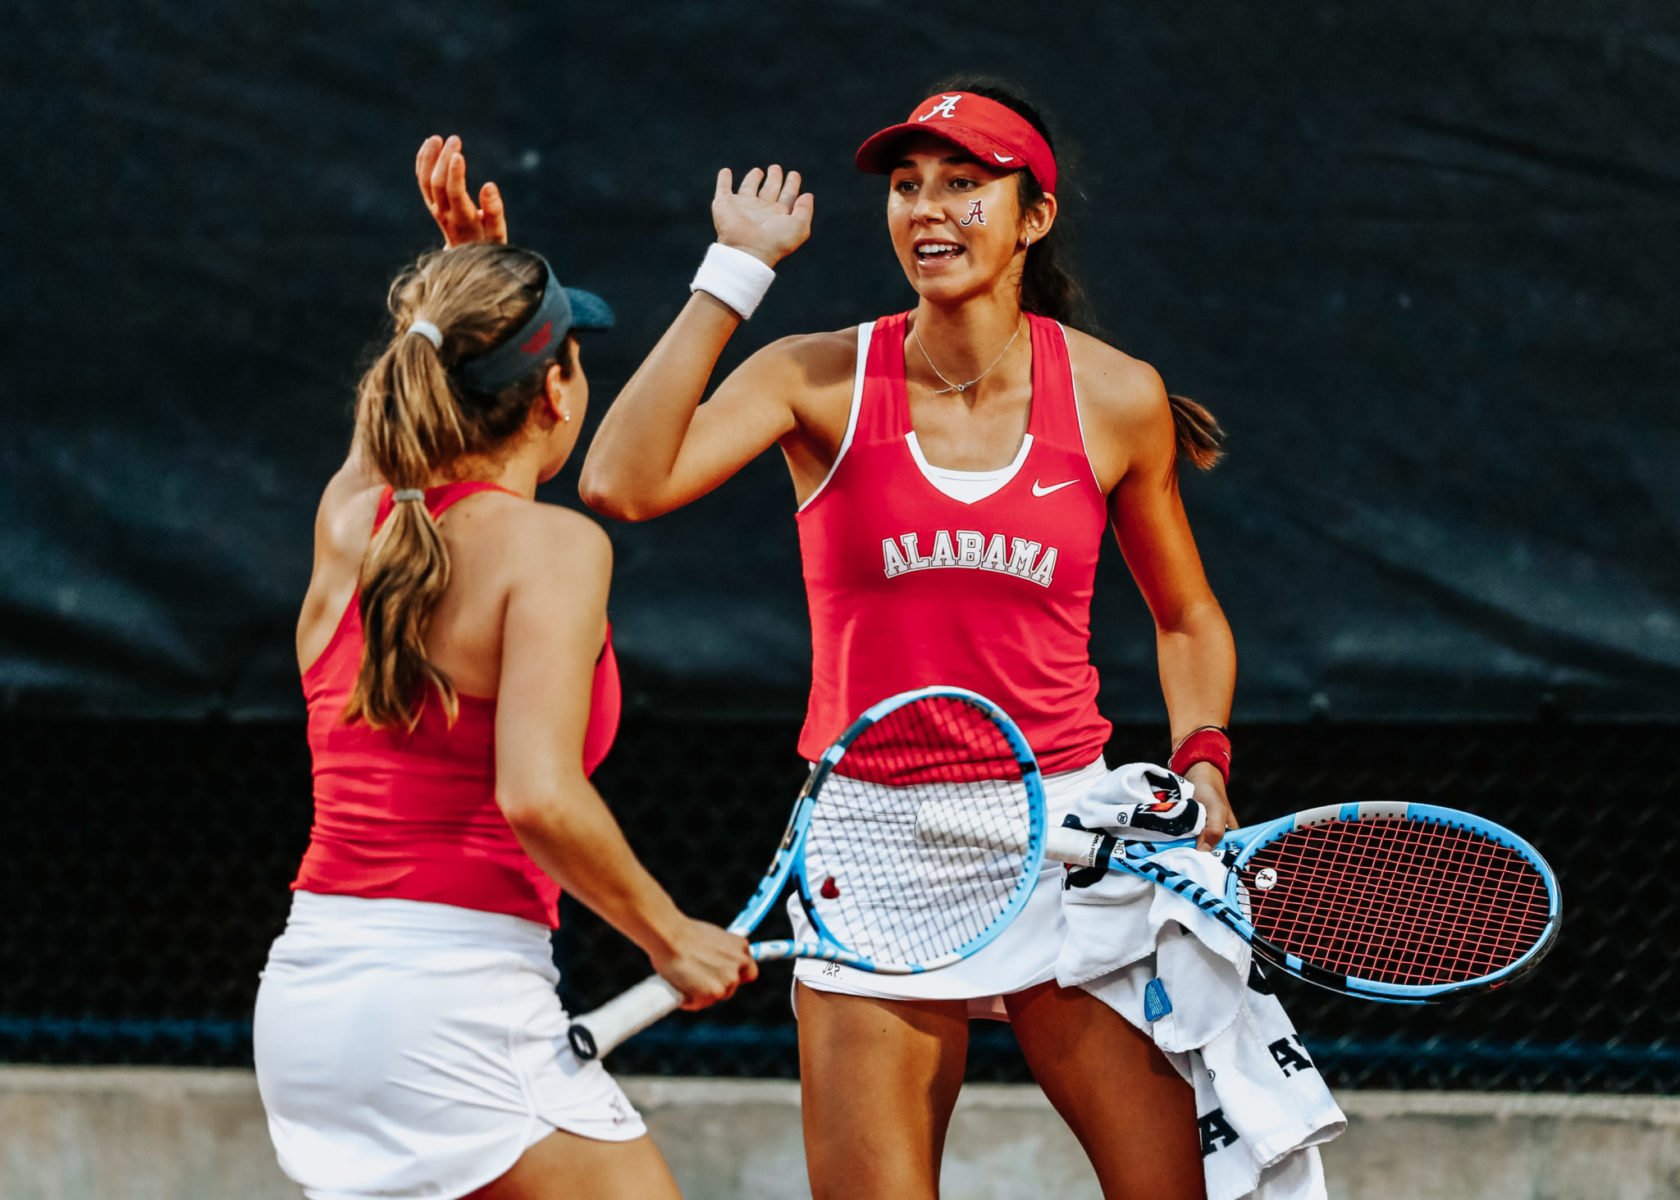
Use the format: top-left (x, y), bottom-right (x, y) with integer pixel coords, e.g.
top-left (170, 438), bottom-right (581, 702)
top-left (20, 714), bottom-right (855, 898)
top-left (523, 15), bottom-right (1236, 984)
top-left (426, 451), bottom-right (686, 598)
top-left (568, 1024), bottom-right (600, 1061)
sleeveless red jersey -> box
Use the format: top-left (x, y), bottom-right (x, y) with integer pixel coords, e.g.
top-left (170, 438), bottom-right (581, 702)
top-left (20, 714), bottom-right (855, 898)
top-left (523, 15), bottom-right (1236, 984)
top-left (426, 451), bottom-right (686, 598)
top-left (797, 313), bottom-right (1112, 776)
top-left (292, 482), bottom-right (620, 928)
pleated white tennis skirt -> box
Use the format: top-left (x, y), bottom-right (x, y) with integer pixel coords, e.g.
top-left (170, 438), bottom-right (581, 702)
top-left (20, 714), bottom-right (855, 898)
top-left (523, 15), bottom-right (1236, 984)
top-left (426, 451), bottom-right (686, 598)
top-left (254, 890), bottom-right (645, 1200)
top-left (790, 756), bottom-right (1107, 1019)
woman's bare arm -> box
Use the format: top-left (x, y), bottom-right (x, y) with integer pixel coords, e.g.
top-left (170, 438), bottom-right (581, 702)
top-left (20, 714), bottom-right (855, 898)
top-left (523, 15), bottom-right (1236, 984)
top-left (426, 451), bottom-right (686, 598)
top-left (1078, 343), bottom-right (1239, 849)
top-left (578, 299), bottom-right (809, 520)
top-left (492, 508), bottom-right (755, 1006)
top-left (578, 166), bottom-right (820, 520)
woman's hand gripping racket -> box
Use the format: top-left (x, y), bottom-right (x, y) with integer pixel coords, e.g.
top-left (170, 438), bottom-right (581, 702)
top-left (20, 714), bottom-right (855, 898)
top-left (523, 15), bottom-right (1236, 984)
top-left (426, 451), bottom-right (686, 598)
top-left (567, 686), bottom-right (1048, 1060)
top-left (920, 795), bottom-right (1562, 1004)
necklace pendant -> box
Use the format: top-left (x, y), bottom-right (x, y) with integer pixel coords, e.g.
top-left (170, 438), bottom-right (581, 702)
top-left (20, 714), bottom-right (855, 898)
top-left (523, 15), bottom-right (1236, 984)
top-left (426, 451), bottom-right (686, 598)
top-left (911, 316), bottom-right (1023, 401)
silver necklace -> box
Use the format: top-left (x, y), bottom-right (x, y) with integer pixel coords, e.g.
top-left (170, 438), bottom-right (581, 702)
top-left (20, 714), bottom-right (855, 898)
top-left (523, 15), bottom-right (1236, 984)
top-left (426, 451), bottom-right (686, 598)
top-left (912, 317), bottom-right (1024, 395)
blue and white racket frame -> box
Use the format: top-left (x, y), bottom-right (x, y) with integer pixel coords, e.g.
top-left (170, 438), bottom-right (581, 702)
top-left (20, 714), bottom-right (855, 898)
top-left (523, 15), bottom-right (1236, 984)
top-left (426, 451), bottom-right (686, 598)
top-left (567, 685), bottom-right (1049, 1060)
top-left (1090, 800), bottom-right (1564, 1005)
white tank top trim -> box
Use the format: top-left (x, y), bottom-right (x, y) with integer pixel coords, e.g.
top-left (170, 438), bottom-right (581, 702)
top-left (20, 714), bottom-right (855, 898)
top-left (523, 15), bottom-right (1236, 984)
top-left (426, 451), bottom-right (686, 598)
top-left (1058, 321), bottom-right (1105, 495)
top-left (796, 320), bottom-right (873, 514)
top-left (903, 431), bottom-right (1034, 505)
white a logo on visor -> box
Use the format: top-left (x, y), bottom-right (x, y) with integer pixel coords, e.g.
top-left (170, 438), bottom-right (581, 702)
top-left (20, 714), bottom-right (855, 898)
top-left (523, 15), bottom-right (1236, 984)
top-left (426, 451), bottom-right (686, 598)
top-left (918, 94), bottom-right (962, 121)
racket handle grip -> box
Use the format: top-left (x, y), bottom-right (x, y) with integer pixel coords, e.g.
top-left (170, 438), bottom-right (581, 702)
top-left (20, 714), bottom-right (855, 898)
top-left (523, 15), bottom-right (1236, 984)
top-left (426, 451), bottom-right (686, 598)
top-left (916, 803), bottom-right (1109, 868)
top-left (1042, 825), bottom-right (1114, 869)
top-left (566, 974), bottom-right (684, 1062)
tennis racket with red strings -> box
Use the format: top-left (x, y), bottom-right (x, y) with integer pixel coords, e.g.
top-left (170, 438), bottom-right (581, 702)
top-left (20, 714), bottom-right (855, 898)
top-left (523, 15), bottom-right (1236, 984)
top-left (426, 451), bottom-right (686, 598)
top-left (920, 799), bottom-right (1561, 1003)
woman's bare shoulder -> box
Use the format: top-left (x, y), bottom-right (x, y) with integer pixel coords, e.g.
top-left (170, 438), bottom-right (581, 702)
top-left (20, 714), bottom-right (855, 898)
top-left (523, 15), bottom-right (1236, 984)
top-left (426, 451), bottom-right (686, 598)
top-left (720, 327), bottom-right (865, 450)
top-left (315, 466), bottom-right (383, 565)
top-left (1062, 327), bottom-right (1170, 428)
top-left (1061, 327), bottom-right (1178, 489)
top-left (493, 498), bottom-right (612, 579)
top-left (749, 326), bottom-right (863, 392)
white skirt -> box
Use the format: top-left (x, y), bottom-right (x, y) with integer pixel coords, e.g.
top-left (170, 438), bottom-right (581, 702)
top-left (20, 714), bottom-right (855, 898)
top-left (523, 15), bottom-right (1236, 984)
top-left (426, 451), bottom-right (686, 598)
top-left (790, 757), bottom-right (1107, 1019)
top-left (254, 891), bottom-right (645, 1200)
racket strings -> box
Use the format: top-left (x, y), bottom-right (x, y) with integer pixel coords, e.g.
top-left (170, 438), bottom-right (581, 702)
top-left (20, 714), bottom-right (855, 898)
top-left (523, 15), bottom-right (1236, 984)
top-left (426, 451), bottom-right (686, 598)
top-left (1258, 822), bottom-right (1551, 983)
top-left (801, 695), bottom-right (1035, 968)
top-left (1239, 818), bottom-right (1552, 986)
top-left (1291, 825), bottom-right (1551, 983)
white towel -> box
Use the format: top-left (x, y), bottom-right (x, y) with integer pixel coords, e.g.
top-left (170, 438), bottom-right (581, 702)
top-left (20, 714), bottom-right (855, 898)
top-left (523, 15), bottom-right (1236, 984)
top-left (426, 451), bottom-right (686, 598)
top-left (1057, 763), bottom-right (1345, 1200)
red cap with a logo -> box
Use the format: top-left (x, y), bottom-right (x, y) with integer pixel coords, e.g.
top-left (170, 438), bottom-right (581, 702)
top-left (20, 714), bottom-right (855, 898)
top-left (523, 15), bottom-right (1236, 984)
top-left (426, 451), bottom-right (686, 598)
top-left (855, 92), bottom-right (1058, 193)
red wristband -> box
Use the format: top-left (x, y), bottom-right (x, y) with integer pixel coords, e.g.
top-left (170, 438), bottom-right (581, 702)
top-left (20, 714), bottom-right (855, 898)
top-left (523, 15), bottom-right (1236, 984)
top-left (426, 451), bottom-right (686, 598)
top-left (1169, 726), bottom-right (1231, 784)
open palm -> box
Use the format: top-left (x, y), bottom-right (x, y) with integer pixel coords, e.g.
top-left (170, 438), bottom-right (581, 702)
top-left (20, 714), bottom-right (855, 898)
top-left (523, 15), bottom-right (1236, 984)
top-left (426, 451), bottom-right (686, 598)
top-left (712, 165), bottom-right (814, 267)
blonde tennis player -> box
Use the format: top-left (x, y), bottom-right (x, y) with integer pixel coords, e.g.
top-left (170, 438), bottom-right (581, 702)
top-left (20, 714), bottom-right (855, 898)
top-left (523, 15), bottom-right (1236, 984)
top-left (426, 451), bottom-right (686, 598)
top-left (253, 239), bottom-right (754, 1200)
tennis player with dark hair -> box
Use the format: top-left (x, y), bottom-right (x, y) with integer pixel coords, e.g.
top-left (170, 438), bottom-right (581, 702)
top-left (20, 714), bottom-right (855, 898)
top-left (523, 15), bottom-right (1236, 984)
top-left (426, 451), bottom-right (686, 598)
top-left (422, 75), bottom-right (1235, 1198)
top-left (252, 238), bottom-right (755, 1200)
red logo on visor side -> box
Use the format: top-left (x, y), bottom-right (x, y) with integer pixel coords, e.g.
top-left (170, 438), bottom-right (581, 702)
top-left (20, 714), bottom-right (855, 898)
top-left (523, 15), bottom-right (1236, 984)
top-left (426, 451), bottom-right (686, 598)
top-left (521, 321), bottom-right (553, 354)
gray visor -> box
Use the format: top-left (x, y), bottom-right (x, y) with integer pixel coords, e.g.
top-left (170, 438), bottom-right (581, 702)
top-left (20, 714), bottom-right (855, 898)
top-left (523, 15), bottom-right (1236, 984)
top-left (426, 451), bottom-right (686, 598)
top-left (455, 257), bottom-right (613, 393)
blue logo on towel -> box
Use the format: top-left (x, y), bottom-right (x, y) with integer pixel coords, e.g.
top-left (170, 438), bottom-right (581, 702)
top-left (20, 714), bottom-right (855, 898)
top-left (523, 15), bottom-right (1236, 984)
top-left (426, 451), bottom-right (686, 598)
top-left (1144, 977), bottom-right (1173, 1021)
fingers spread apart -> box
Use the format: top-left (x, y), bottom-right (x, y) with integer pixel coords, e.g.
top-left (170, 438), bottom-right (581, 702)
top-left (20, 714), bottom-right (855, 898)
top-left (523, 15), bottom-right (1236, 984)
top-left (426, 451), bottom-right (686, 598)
top-left (724, 164), bottom-right (809, 213)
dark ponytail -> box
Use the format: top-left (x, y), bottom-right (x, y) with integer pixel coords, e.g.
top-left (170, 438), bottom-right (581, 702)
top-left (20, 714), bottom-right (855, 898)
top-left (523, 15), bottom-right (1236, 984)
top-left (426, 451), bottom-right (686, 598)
top-left (929, 74), bottom-right (1225, 471)
top-left (1166, 393), bottom-right (1223, 470)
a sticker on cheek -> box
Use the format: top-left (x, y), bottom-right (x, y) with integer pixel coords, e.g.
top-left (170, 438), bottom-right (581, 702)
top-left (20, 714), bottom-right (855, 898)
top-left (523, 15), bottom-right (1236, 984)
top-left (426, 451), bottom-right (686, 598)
top-left (960, 199), bottom-right (986, 226)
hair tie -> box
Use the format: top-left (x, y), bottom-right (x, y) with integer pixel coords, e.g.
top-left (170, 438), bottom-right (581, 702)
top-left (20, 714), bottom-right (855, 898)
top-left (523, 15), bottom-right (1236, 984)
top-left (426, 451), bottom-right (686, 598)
top-left (391, 489), bottom-right (426, 503)
top-left (407, 320), bottom-right (443, 349)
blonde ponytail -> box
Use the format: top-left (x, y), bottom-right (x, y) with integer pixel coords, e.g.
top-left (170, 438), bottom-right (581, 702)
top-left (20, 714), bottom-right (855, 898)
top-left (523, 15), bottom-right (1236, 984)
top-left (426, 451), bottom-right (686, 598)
top-left (342, 244), bottom-right (566, 731)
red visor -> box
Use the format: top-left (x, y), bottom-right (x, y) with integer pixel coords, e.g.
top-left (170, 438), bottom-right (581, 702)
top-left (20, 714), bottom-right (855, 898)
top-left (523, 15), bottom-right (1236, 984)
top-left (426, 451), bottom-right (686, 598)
top-left (855, 92), bottom-right (1057, 194)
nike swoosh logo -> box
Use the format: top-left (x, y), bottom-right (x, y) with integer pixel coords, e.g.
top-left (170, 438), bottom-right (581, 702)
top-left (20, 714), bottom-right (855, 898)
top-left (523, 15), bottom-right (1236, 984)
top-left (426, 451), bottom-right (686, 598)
top-left (1032, 479), bottom-right (1077, 497)
top-left (992, 152), bottom-right (1018, 163)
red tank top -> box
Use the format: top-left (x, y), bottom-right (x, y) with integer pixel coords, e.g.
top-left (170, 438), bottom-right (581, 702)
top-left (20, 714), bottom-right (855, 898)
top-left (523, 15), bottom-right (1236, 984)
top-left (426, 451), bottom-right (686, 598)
top-left (291, 481), bottom-right (621, 928)
top-left (796, 313), bottom-right (1112, 776)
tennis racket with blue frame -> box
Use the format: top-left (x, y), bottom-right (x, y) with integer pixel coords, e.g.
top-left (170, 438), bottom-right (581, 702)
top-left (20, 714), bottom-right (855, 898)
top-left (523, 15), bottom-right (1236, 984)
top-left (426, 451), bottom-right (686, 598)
top-left (920, 798), bottom-right (1561, 1004)
top-left (567, 685), bottom-right (1048, 1060)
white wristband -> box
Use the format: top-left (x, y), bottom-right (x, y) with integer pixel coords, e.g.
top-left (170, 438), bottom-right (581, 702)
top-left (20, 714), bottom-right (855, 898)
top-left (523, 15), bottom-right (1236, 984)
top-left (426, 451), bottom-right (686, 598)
top-left (690, 243), bottom-right (776, 320)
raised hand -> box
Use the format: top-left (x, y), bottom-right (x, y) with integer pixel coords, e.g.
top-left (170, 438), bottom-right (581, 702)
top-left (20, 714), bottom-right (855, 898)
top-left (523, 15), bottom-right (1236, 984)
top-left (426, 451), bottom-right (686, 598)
top-left (712, 165), bottom-right (814, 268)
top-left (416, 134), bottom-right (509, 247)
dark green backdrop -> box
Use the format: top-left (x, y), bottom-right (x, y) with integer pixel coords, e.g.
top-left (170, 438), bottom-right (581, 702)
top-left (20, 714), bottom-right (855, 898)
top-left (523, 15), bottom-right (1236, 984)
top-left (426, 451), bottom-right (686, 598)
top-left (5, 1), bottom-right (1677, 720)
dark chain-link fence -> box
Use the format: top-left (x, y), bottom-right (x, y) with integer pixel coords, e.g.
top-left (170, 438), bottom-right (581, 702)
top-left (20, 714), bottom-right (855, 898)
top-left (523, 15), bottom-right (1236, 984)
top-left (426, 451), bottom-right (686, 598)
top-left (1, 714), bottom-right (1673, 1091)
